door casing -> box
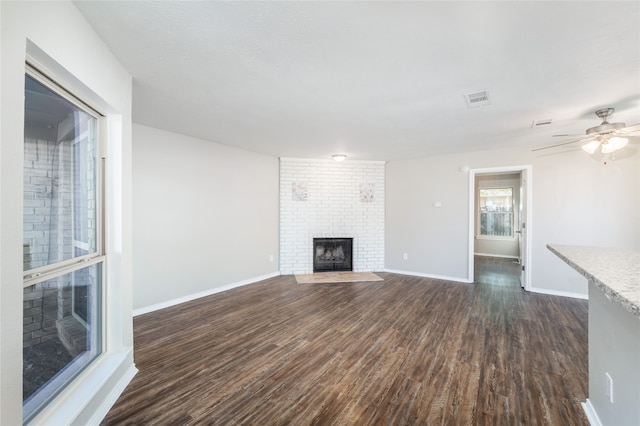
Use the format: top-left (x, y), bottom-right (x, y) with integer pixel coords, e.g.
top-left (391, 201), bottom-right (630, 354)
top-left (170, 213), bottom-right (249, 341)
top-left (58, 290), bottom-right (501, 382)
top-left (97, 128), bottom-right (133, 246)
top-left (468, 165), bottom-right (532, 290)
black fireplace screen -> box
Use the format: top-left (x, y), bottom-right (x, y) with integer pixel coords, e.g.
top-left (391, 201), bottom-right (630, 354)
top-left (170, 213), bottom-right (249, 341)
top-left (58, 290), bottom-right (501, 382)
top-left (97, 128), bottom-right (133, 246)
top-left (313, 238), bottom-right (353, 272)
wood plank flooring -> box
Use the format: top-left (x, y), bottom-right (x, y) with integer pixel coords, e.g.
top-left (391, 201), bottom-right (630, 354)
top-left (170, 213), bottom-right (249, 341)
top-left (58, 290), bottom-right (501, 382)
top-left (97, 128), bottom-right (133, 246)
top-left (295, 271), bottom-right (384, 284)
top-left (102, 257), bottom-right (589, 425)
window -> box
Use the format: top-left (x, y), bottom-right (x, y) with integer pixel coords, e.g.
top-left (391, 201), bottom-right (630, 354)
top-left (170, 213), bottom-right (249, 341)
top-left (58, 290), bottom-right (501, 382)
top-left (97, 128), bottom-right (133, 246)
top-left (23, 69), bottom-right (104, 421)
top-left (478, 187), bottom-right (513, 237)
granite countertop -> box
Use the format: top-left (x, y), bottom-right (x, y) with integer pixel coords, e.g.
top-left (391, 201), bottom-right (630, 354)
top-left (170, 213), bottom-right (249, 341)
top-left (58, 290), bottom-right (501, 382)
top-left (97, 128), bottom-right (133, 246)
top-left (548, 244), bottom-right (640, 319)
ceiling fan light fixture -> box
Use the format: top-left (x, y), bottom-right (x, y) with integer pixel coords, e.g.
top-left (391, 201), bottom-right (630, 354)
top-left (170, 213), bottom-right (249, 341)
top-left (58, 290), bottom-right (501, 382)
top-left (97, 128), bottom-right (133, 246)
top-left (585, 108), bottom-right (626, 135)
top-left (581, 140), bottom-right (600, 154)
top-left (601, 137), bottom-right (628, 154)
top-left (535, 107), bottom-right (638, 157)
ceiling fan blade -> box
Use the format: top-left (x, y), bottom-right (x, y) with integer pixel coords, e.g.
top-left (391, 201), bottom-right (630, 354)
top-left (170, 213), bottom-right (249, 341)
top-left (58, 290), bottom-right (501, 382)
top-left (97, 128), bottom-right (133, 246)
top-left (532, 138), bottom-right (594, 152)
top-left (552, 133), bottom-right (584, 137)
top-left (539, 109), bottom-right (638, 153)
top-left (621, 123), bottom-right (640, 134)
top-left (627, 136), bottom-right (640, 144)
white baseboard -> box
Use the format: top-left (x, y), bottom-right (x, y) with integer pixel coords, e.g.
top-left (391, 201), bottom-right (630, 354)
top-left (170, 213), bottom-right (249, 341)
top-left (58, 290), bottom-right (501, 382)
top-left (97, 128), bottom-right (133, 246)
top-left (384, 268), bottom-right (473, 284)
top-left (474, 253), bottom-right (519, 260)
top-left (133, 271), bottom-right (281, 316)
top-left (582, 399), bottom-right (602, 426)
top-left (528, 286), bottom-right (588, 300)
top-left (87, 360), bottom-right (138, 425)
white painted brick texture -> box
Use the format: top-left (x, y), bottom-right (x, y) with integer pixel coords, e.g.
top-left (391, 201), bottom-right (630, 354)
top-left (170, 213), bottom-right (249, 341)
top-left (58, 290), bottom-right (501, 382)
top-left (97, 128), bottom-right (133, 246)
top-left (279, 158), bottom-right (385, 274)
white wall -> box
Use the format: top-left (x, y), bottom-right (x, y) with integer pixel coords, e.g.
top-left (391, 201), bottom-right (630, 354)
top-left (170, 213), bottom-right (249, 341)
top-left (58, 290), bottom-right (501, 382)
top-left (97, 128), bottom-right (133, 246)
top-left (386, 146), bottom-right (639, 296)
top-left (587, 281), bottom-right (640, 425)
top-left (132, 124), bottom-right (279, 312)
top-left (1, 1), bottom-right (135, 424)
top-left (385, 155), bottom-right (470, 281)
top-left (279, 158), bottom-right (385, 274)
top-left (474, 173), bottom-right (521, 258)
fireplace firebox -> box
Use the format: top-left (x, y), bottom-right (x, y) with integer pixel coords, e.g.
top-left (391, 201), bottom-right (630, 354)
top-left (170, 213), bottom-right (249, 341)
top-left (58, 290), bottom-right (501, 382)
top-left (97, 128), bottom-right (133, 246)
top-left (313, 238), bottom-right (353, 272)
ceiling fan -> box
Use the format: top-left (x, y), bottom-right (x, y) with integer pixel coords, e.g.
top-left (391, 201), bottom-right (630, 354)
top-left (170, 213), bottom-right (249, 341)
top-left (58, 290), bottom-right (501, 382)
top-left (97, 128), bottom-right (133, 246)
top-left (533, 107), bottom-right (640, 156)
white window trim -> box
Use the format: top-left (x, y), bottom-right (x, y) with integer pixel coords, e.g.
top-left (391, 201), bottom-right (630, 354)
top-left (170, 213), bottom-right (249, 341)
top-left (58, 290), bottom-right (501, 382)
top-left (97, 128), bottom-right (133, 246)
top-left (21, 38), bottom-right (136, 426)
top-left (476, 185), bottom-right (515, 240)
top-left (23, 64), bottom-right (107, 423)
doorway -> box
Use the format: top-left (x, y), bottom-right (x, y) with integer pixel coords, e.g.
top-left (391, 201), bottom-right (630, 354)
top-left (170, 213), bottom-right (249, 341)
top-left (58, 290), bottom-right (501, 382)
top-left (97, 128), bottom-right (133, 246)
top-left (468, 166), bottom-right (532, 290)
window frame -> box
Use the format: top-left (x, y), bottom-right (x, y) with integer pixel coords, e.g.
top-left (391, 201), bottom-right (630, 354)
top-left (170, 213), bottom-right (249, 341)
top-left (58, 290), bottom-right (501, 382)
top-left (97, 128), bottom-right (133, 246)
top-left (23, 65), bottom-right (105, 282)
top-left (476, 186), bottom-right (515, 240)
top-left (22, 64), bottom-right (107, 422)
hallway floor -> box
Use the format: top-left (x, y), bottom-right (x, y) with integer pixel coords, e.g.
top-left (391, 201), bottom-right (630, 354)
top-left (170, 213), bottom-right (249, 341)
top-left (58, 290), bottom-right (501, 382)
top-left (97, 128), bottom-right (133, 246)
top-left (474, 255), bottom-right (522, 288)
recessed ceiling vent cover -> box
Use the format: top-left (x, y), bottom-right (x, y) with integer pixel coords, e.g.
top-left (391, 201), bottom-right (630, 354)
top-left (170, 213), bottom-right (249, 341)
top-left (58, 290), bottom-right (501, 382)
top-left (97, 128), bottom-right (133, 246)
top-left (464, 90), bottom-right (491, 108)
top-left (531, 119), bottom-right (553, 128)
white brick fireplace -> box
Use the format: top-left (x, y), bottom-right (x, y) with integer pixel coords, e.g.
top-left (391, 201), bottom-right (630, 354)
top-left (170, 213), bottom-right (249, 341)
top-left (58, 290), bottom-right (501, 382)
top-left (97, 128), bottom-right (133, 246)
top-left (279, 158), bottom-right (385, 274)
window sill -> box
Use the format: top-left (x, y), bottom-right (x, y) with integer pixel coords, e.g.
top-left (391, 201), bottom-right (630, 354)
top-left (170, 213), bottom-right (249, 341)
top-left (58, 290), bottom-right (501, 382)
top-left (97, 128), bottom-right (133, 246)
top-left (26, 349), bottom-right (137, 426)
top-left (476, 236), bottom-right (516, 241)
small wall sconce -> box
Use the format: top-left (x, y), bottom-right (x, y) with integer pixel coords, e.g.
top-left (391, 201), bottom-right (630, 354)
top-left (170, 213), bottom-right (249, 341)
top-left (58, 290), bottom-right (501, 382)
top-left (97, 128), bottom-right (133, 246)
top-left (332, 154), bottom-right (347, 162)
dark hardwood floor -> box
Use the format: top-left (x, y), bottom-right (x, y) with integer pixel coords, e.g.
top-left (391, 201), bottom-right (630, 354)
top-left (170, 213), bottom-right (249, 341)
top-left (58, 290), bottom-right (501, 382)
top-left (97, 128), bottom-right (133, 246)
top-left (102, 257), bottom-right (589, 425)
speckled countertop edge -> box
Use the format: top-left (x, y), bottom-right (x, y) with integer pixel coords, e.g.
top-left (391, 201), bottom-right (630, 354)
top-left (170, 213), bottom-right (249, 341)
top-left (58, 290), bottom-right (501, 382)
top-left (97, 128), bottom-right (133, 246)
top-left (548, 244), bottom-right (640, 319)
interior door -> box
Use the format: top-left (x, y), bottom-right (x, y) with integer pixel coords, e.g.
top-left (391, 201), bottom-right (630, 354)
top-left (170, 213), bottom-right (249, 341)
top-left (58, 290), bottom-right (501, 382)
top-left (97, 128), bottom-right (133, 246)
top-left (518, 170), bottom-right (527, 288)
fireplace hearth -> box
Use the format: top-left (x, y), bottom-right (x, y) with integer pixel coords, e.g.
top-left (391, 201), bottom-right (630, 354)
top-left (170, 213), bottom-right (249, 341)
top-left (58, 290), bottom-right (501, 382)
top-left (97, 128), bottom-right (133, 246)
top-left (313, 238), bottom-right (353, 272)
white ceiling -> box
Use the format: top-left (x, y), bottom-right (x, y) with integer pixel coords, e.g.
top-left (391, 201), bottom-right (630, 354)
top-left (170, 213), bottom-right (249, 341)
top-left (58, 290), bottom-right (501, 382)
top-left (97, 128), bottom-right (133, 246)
top-left (74, 1), bottom-right (640, 161)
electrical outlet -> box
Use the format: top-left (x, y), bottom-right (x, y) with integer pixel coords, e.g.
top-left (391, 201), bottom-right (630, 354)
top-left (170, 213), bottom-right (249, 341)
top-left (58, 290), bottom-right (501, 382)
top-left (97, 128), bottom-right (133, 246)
top-left (403, 253), bottom-right (408, 260)
top-left (606, 372), bottom-right (614, 403)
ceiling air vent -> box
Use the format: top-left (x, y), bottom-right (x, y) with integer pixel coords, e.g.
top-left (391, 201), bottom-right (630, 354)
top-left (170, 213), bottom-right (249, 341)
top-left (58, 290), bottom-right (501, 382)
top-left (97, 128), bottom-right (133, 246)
top-left (464, 90), bottom-right (491, 108)
top-left (531, 119), bottom-right (553, 128)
